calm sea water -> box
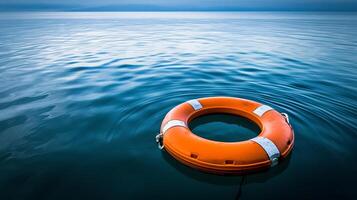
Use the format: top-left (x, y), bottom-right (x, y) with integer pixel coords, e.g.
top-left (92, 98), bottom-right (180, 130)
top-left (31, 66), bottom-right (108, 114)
top-left (0, 12), bottom-right (356, 200)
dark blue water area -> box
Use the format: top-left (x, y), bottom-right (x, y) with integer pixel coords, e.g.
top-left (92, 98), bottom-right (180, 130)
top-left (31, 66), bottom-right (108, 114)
top-left (190, 114), bottom-right (261, 142)
top-left (0, 12), bottom-right (356, 199)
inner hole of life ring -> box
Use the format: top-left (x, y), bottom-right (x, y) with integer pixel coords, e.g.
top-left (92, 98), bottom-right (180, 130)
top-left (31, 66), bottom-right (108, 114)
top-left (189, 113), bottom-right (261, 142)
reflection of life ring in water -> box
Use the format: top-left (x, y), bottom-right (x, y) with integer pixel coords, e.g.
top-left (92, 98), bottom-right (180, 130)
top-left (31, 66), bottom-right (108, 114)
top-left (156, 97), bottom-right (294, 174)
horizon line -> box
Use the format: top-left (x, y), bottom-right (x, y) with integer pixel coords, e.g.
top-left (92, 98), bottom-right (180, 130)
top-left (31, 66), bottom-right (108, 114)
top-left (1, 3), bottom-right (357, 12)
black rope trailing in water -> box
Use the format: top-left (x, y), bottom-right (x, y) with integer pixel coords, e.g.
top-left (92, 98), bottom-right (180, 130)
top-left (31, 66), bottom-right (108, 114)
top-left (235, 175), bottom-right (246, 200)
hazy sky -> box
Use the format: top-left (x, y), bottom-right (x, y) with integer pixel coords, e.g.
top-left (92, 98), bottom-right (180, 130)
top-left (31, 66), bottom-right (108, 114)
top-left (1, 0), bottom-right (357, 11)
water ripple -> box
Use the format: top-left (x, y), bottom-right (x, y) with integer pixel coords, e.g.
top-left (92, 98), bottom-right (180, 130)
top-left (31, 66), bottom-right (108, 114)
top-left (0, 12), bottom-right (356, 199)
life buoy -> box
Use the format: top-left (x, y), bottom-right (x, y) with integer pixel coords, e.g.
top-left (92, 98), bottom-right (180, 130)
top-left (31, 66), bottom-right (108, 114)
top-left (156, 97), bottom-right (294, 174)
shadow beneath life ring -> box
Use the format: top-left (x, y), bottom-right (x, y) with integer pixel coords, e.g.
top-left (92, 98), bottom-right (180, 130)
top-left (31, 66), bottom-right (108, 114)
top-left (161, 150), bottom-right (292, 186)
top-left (162, 151), bottom-right (293, 199)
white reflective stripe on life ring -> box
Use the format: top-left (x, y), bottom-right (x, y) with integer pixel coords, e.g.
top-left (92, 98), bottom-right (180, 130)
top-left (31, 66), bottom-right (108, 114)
top-left (161, 120), bottom-right (187, 133)
top-left (187, 99), bottom-right (203, 110)
top-left (253, 105), bottom-right (273, 117)
top-left (251, 136), bottom-right (280, 166)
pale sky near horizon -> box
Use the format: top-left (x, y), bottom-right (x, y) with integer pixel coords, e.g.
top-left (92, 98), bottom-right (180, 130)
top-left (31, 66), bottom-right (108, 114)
top-left (1, 0), bottom-right (357, 11)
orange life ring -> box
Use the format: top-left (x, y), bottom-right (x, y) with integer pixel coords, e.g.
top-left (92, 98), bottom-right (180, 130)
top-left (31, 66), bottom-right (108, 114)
top-left (156, 97), bottom-right (294, 174)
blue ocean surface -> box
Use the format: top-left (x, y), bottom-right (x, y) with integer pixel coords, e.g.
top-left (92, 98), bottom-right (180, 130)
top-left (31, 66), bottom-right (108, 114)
top-left (0, 12), bottom-right (356, 199)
